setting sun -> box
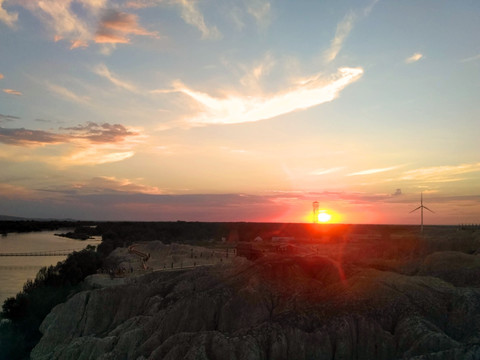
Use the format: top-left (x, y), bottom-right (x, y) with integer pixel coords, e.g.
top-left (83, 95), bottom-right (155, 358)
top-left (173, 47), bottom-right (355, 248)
top-left (318, 211), bottom-right (332, 223)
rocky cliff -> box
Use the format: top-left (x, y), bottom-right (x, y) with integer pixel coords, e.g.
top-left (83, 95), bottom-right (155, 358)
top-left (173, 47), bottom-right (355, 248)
top-left (31, 251), bottom-right (480, 360)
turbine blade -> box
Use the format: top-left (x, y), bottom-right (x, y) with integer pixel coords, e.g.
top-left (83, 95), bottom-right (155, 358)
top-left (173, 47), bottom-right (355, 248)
top-left (424, 206), bottom-right (434, 213)
top-left (409, 206), bottom-right (421, 213)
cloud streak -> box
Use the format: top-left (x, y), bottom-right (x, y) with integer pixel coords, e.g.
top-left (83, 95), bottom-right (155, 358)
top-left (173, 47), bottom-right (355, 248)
top-left (174, 0), bottom-right (220, 39)
top-left (125, 0), bottom-right (220, 39)
top-left (63, 176), bottom-right (163, 195)
top-left (324, 12), bottom-right (356, 63)
top-left (47, 83), bottom-right (89, 103)
top-left (401, 163), bottom-right (480, 183)
top-left (246, 0), bottom-right (272, 28)
top-left (94, 64), bottom-right (138, 92)
top-left (0, 114), bottom-right (20, 122)
top-left (311, 167), bottom-right (344, 176)
top-left (460, 53), bottom-right (480, 63)
top-left (348, 165), bottom-right (402, 176)
top-left (323, 0), bottom-right (379, 63)
top-left (176, 67), bottom-right (363, 125)
top-left (3, 88), bottom-right (22, 96)
top-left (405, 53), bottom-right (423, 64)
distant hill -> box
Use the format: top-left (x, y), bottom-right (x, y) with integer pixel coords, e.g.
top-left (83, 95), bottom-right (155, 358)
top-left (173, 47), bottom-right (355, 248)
top-left (0, 214), bottom-right (77, 221)
top-left (0, 214), bottom-right (27, 220)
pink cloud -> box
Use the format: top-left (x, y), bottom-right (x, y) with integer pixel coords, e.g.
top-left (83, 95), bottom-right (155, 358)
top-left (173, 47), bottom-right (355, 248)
top-left (70, 39), bottom-right (88, 49)
top-left (2, 88), bottom-right (22, 96)
top-left (95, 9), bottom-right (158, 44)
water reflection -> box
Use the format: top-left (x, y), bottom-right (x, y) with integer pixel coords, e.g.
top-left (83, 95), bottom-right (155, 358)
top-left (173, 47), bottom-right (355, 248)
top-left (0, 230), bottom-right (100, 304)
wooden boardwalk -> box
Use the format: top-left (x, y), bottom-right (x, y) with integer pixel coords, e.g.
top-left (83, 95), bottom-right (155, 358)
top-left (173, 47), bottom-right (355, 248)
top-left (0, 249), bottom-right (84, 257)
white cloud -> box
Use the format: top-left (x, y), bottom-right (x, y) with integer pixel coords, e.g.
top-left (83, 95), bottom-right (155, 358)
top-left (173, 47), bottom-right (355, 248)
top-left (323, 0), bottom-right (379, 64)
top-left (239, 52), bottom-right (275, 89)
top-left (66, 146), bottom-right (135, 165)
top-left (348, 165), bottom-right (402, 176)
top-left (405, 53), bottom-right (423, 64)
top-left (47, 83), bottom-right (89, 103)
top-left (0, 0), bottom-right (18, 27)
top-left (324, 12), bottom-right (356, 63)
top-left (461, 53), bottom-right (480, 63)
top-left (175, 67), bottom-right (363, 126)
top-left (311, 167), bottom-right (344, 176)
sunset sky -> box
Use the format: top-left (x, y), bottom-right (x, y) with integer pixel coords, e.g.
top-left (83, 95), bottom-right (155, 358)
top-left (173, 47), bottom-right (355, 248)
top-left (0, 0), bottom-right (479, 224)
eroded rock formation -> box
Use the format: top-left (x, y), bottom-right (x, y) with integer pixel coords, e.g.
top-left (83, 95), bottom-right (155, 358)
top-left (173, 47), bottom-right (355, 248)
top-left (31, 251), bottom-right (480, 360)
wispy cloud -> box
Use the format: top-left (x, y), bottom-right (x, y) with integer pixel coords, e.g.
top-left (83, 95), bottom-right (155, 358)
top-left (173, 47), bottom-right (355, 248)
top-left (94, 63), bottom-right (138, 92)
top-left (401, 163), bottom-right (480, 183)
top-left (175, 0), bottom-right (220, 39)
top-left (348, 165), bottom-right (402, 176)
top-left (323, 0), bottom-right (379, 63)
top-left (2, 88), bottom-right (22, 96)
top-left (47, 83), bottom-right (89, 103)
top-left (0, 0), bottom-right (18, 27)
top-left (6, 1), bottom-right (157, 50)
top-left (0, 73), bottom-right (3, 79)
top-left (0, 114), bottom-right (20, 122)
top-left (31, 0), bottom-right (90, 45)
top-left (405, 53), bottom-right (423, 64)
top-left (95, 9), bottom-right (158, 44)
top-left (175, 67), bottom-right (363, 126)
top-left (69, 176), bottom-right (163, 195)
top-left (246, 0), bottom-right (272, 28)
top-left (239, 52), bottom-right (275, 90)
top-left (460, 53), bottom-right (480, 63)
top-left (324, 12), bottom-right (356, 63)
top-left (311, 167), bottom-right (344, 176)
top-left (65, 145), bottom-right (135, 165)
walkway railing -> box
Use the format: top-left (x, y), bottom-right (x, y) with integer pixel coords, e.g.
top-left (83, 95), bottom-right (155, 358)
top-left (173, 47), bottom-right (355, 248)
top-left (0, 249), bottom-right (86, 256)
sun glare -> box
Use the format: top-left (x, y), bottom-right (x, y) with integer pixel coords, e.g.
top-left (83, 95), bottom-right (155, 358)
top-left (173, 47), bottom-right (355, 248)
top-left (318, 211), bottom-right (332, 223)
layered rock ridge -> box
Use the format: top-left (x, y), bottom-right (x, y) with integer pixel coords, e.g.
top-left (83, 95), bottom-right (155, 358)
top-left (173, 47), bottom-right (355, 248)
top-left (31, 251), bottom-right (480, 360)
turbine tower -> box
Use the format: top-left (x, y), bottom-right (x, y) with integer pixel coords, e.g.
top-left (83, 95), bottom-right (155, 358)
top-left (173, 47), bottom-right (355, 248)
top-left (410, 192), bottom-right (434, 233)
top-left (312, 201), bottom-right (319, 224)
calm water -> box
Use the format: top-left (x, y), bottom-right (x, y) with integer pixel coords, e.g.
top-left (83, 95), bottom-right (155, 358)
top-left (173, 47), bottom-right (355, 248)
top-left (0, 230), bottom-right (101, 305)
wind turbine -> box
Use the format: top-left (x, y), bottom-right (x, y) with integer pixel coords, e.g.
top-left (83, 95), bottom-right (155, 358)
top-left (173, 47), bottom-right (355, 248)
top-left (410, 192), bottom-right (434, 233)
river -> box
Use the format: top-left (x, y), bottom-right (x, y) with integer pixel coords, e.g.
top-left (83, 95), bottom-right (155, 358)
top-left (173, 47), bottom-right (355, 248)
top-left (0, 230), bottom-right (101, 305)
